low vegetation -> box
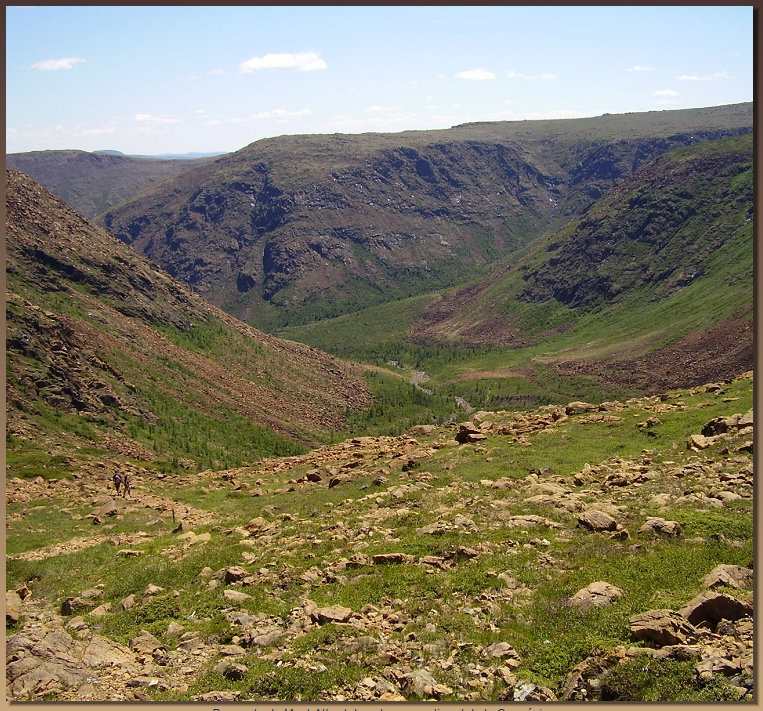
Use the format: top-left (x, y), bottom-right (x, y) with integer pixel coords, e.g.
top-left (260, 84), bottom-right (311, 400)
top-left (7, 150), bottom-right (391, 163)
top-left (6, 373), bottom-right (753, 702)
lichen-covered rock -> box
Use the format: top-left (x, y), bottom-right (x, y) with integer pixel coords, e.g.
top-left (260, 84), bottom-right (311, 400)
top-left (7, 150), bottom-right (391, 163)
top-left (568, 581), bottom-right (624, 610)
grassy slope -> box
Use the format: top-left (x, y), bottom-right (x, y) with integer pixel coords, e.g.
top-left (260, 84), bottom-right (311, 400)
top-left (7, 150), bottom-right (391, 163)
top-left (277, 135), bottom-right (753, 423)
top-left (5, 169), bottom-right (372, 475)
top-left (6, 373), bottom-right (753, 702)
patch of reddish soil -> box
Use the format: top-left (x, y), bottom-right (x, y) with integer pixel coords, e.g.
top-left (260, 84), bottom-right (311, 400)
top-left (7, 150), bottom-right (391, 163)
top-left (554, 316), bottom-right (753, 394)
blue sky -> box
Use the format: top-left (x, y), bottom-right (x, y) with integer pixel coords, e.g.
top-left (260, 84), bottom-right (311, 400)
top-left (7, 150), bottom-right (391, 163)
top-left (5, 5), bottom-right (754, 156)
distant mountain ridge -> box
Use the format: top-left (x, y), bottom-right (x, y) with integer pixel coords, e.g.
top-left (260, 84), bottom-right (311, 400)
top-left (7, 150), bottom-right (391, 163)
top-left (94, 150), bottom-right (225, 159)
top-left (95, 103), bottom-right (752, 330)
top-left (5, 149), bottom-right (219, 219)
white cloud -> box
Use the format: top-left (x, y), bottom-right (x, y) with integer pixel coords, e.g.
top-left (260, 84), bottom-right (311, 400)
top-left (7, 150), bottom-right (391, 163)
top-left (676, 71), bottom-right (731, 81)
top-left (506, 69), bottom-right (556, 81)
top-left (455, 68), bottom-right (496, 81)
top-left (627, 65), bottom-right (654, 72)
top-left (207, 69), bottom-right (224, 76)
top-left (133, 114), bottom-right (181, 125)
top-left (250, 108), bottom-right (312, 121)
top-left (31, 57), bottom-right (85, 71)
top-left (653, 89), bottom-right (679, 96)
top-left (239, 52), bottom-right (327, 73)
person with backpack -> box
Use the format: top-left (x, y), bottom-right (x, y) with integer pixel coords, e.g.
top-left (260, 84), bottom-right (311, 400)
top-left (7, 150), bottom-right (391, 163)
top-left (122, 473), bottom-right (132, 498)
top-left (112, 472), bottom-right (122, 496)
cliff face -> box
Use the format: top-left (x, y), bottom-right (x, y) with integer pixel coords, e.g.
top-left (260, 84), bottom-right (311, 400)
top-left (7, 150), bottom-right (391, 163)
top-left (97, 104), bottom-right (752, 328)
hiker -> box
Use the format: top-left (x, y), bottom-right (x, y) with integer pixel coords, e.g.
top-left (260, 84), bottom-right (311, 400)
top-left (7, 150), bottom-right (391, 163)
top-left (112, 472), bottom-right (122, 496)
top-left (122, 473), bottom-right (132, 498)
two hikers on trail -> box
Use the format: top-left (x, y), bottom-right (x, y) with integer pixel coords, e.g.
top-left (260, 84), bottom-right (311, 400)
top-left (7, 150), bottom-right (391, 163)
top-left (112, 472), bottom-right (132, 498)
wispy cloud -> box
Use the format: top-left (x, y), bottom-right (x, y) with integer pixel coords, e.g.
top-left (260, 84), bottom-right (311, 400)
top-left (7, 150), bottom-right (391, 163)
top-left (239, 52), bottom-right (327, 73)
top-left (455, 68), bottom-right (496, 81)
top-left (653, 89), bottom-right (679, 96)
top-left (506, 70), bottom-right (556, 81)
top-left (133, 114), bottom-right (181, 126)
top-left (31, 57), bottom-right (85, 71)
top-left (627, 65), bottom-right (654, 72)
top-left (223, 109), bottom-right (312, 124)
top-left (676, 71), bottom-right (731, 81)
top-left (250, 108), bottom-right (312, 121)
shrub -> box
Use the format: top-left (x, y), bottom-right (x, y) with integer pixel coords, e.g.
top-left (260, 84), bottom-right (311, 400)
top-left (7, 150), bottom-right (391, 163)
top-left (598, 658), bottom-right (741, 702)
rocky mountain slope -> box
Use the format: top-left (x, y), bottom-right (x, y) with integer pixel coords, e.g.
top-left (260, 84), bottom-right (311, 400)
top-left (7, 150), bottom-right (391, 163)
top-left (516, 135), bottom-right (754, 309)
top-left (5, 169), bottom-right (372, 469)
top-left (97, 103), bottom-right (752, 329)
top-left (6, 371), bottom-right (754, 702)
top-left (5, 150), bottom-right (216, 219)
top-left (404, 134), bottom-right (753, 386)
top-left (273, 131), bottom-right (752, 416)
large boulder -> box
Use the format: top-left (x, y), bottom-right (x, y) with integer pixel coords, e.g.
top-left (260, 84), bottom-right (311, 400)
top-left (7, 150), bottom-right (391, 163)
top-left (6, 590), bottom-right (24, 623)
top-left (455, 423), bottom-right (488, 444)
top-left (578, 509), bottom-right (618, 532)
top-left (568, 582), bottom-right (624, 611)
top-left (309, 604), bottom-right (353, 624)
top-left (637, 517), bottom-right (681, 537)
top-left (679, 591), bottom-right (753, 629)
top-left (401, 668), bottom-right (453, 699)
top-left (702, 564), bottom-right (752, 590)
top-left (630, 609), bottom-right (698, 647)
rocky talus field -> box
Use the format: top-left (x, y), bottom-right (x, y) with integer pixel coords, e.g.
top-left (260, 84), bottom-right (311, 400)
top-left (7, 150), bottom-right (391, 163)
top-left (6, 373), bottom-right (753, 703)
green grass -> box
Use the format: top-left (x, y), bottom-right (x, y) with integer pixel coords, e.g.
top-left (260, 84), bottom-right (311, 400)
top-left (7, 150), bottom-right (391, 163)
top-left (123, 388), bottom-right (308, 469)
top-left (5, 374), bottom-right (753, 702)
top-left (5, 447), bottom-right (79, 482)
top-left (599, 658), bottom-right (742, 702)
